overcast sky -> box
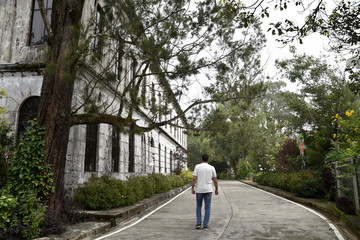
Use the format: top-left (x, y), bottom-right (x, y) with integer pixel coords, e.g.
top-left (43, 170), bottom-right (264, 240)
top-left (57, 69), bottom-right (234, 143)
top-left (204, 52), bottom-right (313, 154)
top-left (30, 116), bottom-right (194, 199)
top-left (182, 0), bottom-right (337, 106)
top-left (258, 0), bottom-right (336, 91)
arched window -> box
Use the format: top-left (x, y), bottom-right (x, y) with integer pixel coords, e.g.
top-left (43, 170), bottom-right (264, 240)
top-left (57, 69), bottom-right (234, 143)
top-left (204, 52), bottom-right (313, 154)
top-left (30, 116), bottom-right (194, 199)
top-left (17, 96), bottom-right (40, 137)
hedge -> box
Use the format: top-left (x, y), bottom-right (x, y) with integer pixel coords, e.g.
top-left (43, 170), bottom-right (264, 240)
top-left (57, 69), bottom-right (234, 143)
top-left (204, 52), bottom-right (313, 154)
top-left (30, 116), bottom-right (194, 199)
top-left (75, 170), bottom-right (192, 210)
top-left (253, 170), bottom-right (324, 198)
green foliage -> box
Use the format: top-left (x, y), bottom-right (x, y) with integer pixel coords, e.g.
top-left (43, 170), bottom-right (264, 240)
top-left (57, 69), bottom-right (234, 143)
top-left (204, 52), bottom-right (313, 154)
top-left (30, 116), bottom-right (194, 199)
top-left (0, 120), bottom-right (14, 188)
top-left (0, 191), bottom-right (18, 233)
top-left (0, 189), bottom-right (47, 240)
top-left (0, 120), bottom-right (53, 239)
top-left (9, 119), bottom-right (54, 201)
top-left (127, 176), bottom-right (153, 201)
top-left (166, 174), bottom-right (185, 189)
top-left (254, 170), bottom-right (324, 198)
top-left (16, 192), bottom-right (47, 239)
top-left (179, 169), bottom-right (193, 183)
top-left (290, 171), bottom-right (324, 198)
top-left (0, 90), bottom-right (14, 188)
top-left (149, 173), bottom-right (172, 194)
top-left (75, 176), bottom-right (130, 210)
top-left (327, 108), bottom-right (360, 162)
top-left (187, 132), bottom-right (215, 171)
top-left (237, 159), bottom-right (254, 180)
top-left (75, 173), bottom-right (189, 210)
top-left (305, 132), bottom-right (332, 169)
top-left (0, 89), bottom-right (6, 115)
top-left (276, 52), bottom-right (358, 169)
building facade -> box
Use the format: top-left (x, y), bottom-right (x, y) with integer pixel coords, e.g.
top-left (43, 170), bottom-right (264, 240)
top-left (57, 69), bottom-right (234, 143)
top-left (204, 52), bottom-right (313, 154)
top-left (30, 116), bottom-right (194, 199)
top-left (0, 0), bottom-right (187, 196)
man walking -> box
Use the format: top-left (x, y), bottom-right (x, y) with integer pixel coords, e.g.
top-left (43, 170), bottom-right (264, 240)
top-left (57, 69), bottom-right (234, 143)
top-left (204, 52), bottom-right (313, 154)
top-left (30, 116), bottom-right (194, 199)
top-left (191, 154), bottom-right (218, 230)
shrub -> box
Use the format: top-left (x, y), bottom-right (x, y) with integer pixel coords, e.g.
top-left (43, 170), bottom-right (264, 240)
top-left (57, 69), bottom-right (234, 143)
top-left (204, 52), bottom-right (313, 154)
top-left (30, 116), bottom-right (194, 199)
top-left (17, 192), bottom-right (46, 239)
top-left (149, 173), bottom-right (171, 193)
top-left (138, 176), bottom-right (156, 198)
top-left (75, 173), bottom-right (189, 210)
top-left (0, 190), bottom-right (46, 240)
top-left (127, 176), bottom-right (146, 202)
top-left (166, 174), bottom-right (184, 189)
top-left (0, 191), bottom-right (18, 238)
top-left (75, 176), bottom-right (129, 210)
top-left (254, 170), bottom-right (324, 198)
top-left (289, 170), bottom-right (324, 198)
top-left (335, 197), bottom-right (356, 215)
top-left (179, 169), bottom-right (192, 184)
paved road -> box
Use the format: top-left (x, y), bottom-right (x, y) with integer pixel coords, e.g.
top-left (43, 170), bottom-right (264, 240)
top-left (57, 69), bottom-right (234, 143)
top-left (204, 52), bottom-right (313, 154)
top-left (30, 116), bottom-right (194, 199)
top-left (93, 181), bottom-right (345, 240)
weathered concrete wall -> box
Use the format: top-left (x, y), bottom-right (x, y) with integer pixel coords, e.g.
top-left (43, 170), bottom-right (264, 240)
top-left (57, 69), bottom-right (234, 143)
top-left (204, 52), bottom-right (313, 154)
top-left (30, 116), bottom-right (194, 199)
top-left (0, 0), bottom-right (46, 64)
top-left (0, 0), bottom-right (188, 198)
top-left (0, 71), bottom-right (43, 127)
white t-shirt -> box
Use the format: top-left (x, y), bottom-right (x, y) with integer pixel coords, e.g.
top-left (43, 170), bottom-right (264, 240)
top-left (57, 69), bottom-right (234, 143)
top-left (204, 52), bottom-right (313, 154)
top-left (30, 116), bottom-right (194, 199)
top-left (193, 162), bottom-right (217, 193)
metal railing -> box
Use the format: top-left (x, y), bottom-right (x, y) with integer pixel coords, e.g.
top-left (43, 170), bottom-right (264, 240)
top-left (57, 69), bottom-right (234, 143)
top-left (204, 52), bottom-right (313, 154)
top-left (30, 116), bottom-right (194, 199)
top-left (333, 155), bottom-right (360, 215)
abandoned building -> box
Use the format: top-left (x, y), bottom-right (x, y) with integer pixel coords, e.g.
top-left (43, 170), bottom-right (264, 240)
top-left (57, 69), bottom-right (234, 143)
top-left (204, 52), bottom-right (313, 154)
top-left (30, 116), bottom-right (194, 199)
top-left (0, 0), bottom-right (188, 196)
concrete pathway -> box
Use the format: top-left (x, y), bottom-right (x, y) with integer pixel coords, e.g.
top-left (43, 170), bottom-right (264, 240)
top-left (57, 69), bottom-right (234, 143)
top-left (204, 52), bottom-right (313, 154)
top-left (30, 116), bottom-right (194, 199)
top-left (92, 180), bottom-right (345, 240)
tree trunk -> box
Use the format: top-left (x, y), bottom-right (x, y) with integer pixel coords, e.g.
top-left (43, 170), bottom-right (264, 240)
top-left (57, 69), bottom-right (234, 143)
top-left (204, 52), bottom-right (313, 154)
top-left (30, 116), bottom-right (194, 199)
top-left (37, 0), bottom-right (85, 222)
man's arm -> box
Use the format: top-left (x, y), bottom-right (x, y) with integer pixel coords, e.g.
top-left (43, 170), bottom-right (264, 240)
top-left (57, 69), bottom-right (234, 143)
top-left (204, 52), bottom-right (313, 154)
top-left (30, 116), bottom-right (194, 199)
top-left (212, 177), bottom-right (219, 195)
top-left (191, 176), bottom-right (197, 194)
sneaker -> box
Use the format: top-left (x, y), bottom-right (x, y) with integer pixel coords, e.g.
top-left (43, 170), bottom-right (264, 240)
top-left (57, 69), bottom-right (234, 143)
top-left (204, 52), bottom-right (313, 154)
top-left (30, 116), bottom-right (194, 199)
top-left (195, 224), bottom-right (202, 230)
top-left (203, 226), bottom-right (209, 230)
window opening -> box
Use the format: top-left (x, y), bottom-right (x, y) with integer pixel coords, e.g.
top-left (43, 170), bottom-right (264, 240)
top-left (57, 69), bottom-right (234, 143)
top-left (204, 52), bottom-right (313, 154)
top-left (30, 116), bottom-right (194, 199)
top-left (158, 143), bottom-right (161, 173)
top-left (17, 96), bottom-right (40, 138)
top-left (128, 131), bottom-right (135, 173)
top-left (29, 0), bottom-right (53, 45)
top-left (92, 4), bottom-right (104, 55)
top-left (85, 124), bottom-right (98, 172)
top-left (170, 150), bottom-right (173, 173)
top-left (164, 147), bottom-right (167, 173)
top-left (141, 135), bottom-right (146, 173)
top-left (111, 125), bottom-right (120, 172)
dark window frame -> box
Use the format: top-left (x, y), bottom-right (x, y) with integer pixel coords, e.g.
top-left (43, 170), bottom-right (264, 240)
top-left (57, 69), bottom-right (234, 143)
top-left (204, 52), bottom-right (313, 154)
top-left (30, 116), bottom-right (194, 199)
top-left (29, 0), bottom-right (53, 45)
top-left (92, 4), bottom-right (105, 56)
top-left (170, 150), bottom-right (173, 173)
top-left (85, 124), bottom-right (98, 172)
top-left (158, 143), bottom-right (161, 172)
top-left (164, 147), bottom-right (167, 173)
top-left (128, 131), bottom-right (135, 173)
top-left (111, 125), bottom-right (120, 172)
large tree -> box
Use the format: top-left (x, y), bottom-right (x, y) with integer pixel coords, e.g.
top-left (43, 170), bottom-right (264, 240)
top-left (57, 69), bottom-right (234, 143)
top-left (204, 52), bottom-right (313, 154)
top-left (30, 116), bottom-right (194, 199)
top-left (37, 0), bottom-right (86, 223)
top-left (276, 52), bottom-right (357, 168)
top-left (37, 0), bottom-right (266, 222)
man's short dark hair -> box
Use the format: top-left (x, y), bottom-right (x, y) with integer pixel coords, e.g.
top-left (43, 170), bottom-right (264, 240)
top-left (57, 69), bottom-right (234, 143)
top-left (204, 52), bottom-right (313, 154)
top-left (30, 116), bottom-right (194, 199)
top-left (202, 154), bottom-right (209, 162)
